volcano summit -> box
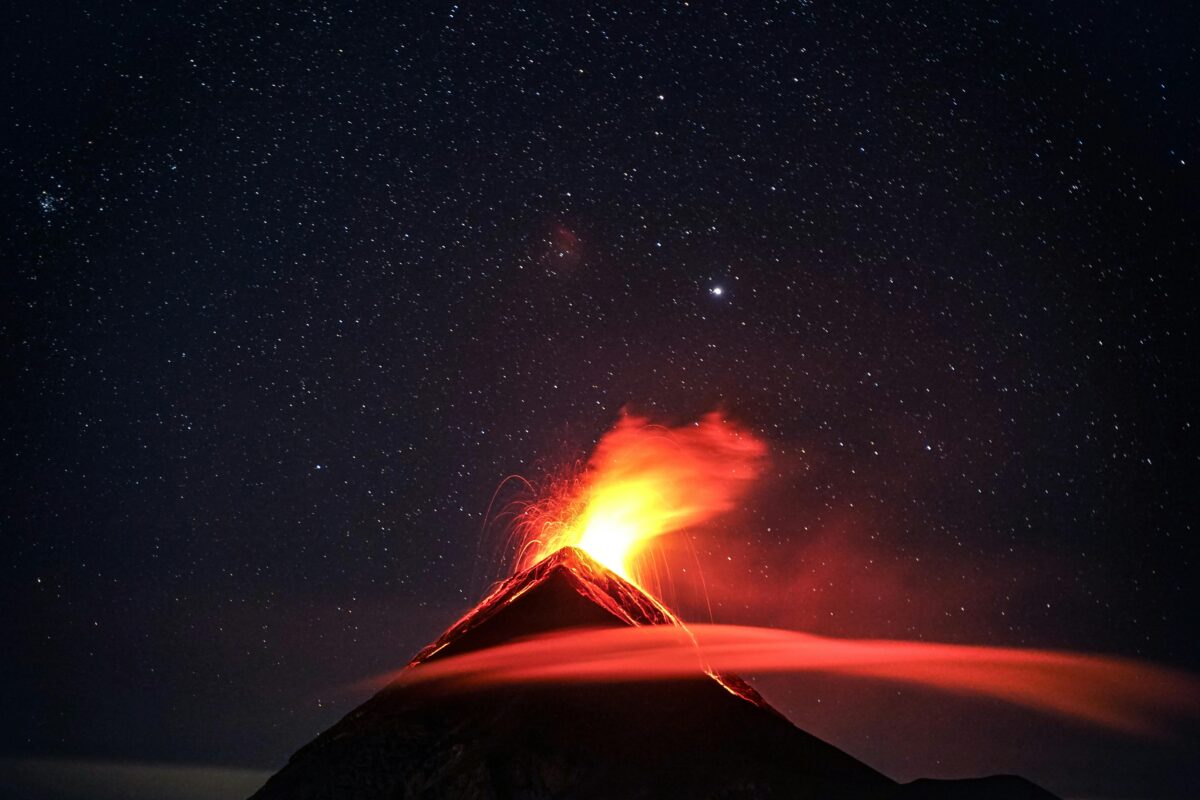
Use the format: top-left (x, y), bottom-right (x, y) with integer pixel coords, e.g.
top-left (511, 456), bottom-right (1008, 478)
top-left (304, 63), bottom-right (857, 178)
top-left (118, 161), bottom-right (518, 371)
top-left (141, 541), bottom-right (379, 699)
top-left (250, 547), bottom-right (1057, 799)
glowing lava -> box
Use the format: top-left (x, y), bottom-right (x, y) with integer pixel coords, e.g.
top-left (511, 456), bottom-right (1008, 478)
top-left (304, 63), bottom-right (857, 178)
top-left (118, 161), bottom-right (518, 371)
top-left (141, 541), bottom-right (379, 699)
top-left (514, 412), bottom-right (767, 588)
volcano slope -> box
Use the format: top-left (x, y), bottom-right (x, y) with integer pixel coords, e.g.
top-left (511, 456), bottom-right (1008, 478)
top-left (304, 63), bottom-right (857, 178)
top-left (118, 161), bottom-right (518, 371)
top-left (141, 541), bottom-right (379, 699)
top-left (250, 547), bottom-right (1058, 800)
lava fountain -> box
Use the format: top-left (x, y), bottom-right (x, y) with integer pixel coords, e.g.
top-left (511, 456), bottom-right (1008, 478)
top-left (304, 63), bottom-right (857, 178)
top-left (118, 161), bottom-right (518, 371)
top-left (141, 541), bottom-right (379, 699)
top-left (512, 411), bottom-right (766, 589)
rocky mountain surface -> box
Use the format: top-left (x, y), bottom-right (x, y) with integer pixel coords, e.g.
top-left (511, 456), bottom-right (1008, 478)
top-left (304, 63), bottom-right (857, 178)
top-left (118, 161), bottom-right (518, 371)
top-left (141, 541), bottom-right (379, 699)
top-left (251, 547), bottom-right (1058, 800)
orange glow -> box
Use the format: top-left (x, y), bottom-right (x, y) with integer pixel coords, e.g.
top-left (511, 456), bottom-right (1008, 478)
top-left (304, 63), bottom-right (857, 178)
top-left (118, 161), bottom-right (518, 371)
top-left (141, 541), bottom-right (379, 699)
top-left (371, 624), bottom-right (1200, 737)
top-left (514, 412), bottom-right (767, 587)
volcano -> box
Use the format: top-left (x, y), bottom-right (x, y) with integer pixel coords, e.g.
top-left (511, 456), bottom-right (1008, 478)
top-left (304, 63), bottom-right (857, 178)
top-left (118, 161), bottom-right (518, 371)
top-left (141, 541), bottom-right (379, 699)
top-left (250, 547), bottom-right (1058, 799)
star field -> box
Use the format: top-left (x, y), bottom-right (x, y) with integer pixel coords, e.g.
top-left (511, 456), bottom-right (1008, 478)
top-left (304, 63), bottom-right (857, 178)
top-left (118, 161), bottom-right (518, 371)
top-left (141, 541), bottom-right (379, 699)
top-left (2, 2), bottom-right (1197, 797)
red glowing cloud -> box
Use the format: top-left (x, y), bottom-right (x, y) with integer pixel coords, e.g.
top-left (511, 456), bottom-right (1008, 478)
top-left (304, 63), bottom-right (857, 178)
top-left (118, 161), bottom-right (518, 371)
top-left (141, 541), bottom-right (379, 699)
top-left (375, 624), bottom-right (1200, 737)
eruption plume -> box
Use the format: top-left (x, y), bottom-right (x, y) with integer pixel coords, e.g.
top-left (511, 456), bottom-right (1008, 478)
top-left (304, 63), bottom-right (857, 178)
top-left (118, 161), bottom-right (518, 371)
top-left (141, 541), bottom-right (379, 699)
top-left (513, 412), bottom-right (766, 588)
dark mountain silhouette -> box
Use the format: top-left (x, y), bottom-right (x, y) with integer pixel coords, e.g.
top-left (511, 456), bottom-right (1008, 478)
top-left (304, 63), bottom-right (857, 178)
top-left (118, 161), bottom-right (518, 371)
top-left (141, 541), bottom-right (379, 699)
top-left (250, 547), bottom-right (1058, 799)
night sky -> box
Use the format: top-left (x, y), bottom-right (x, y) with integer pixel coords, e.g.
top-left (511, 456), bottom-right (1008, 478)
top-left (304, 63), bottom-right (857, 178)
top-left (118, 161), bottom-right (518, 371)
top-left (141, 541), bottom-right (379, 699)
top-left (3, 2), bottom-right (1198, 799)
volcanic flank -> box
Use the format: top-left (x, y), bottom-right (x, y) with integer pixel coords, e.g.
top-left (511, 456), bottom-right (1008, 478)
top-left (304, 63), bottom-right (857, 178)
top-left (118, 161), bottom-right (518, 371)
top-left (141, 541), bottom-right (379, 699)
top-left (250, 547), bottom-right (1058, 800)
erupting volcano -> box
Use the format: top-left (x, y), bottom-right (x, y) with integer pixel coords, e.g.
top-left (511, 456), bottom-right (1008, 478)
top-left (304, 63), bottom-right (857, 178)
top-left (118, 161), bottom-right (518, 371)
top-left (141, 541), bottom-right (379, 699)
top-left (252, 545), bottom-right (1058, 799)
top-left (250, 413), bottom-right (1197, 799)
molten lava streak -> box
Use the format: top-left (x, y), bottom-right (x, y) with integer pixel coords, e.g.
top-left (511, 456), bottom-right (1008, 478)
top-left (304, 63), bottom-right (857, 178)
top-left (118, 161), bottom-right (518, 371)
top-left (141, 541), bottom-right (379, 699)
top-left (514, 412), bottom-right (766, 587)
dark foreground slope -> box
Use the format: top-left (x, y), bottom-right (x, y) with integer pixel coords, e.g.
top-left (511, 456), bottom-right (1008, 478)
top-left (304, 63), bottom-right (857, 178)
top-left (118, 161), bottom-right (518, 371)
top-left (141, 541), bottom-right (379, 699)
top-left (251, 548), bottom-right (1057, 800)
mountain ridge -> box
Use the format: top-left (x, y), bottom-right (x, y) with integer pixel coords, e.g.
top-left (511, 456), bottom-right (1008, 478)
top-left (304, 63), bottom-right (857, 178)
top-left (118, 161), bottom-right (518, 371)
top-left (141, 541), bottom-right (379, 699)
top-left (250, 547), bottom-right (1059, 799)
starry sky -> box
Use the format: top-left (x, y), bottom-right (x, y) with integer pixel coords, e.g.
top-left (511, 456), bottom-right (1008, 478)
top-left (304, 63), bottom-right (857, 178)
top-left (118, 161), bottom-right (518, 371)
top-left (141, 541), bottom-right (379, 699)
top-left (2, 2), bottom-right (1198, 798)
